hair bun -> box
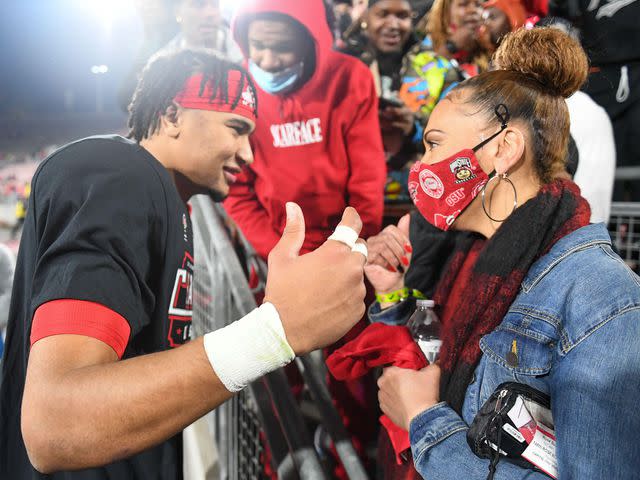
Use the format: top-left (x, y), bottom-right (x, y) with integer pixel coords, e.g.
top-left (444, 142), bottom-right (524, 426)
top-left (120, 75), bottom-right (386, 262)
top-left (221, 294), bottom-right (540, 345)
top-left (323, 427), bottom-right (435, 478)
top-left (492, 27), bottom-right (589, 99)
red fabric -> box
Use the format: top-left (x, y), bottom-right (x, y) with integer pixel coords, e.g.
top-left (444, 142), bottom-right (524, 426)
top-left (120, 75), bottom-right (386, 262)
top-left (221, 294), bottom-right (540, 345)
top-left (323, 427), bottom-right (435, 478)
top-left (173, 72), bottom-right (257, 123)
top-left (225, 0), bottom-right (386, 259)
top-left (326, 323), bottom-right (428, 463)
top-left (408, 149), bottom-right (489, 231)
top-left (378, 426), bottom-right (422, 480)
top-left (30, 299), bottom-right (131, 358)
top-left (438, 243), bottom-right (482, 329)
top-left (324, 285), bottom-right (379, 479)
top-left (522, 0), bottom-right (548, 16)
top-left (326, 323), bottom-right (427, 379)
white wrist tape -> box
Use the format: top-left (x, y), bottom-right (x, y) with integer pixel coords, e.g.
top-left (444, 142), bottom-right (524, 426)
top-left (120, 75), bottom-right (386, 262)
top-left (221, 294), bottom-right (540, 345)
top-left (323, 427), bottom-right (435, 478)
top-left (351, 242), bottom-right (368, 259)
top-left (203, 302), bottom-right (295, 392)
top-left (328, 225), bottom-right (359, 249)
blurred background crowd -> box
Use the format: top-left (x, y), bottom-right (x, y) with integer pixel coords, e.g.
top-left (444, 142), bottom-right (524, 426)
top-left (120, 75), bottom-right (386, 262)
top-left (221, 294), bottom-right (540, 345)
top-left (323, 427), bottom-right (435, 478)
top-left (0, 0), bottom-right (636, 252)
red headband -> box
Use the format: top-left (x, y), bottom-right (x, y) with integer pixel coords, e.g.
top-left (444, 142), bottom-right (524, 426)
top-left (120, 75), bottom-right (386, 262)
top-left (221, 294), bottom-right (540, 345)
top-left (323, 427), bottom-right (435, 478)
top-left (173, 71), bottom-right (257, 123)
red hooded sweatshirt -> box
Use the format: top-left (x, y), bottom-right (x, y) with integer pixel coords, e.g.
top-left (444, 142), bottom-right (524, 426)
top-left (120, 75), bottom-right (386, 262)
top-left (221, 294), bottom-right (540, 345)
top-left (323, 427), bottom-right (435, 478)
top-left (224, 0), bottom-right (386, 259)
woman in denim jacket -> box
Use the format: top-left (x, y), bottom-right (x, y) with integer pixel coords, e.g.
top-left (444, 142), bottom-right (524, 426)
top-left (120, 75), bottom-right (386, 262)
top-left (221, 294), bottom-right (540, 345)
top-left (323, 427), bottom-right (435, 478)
top-left (365, 27), bottom-right (640, 479)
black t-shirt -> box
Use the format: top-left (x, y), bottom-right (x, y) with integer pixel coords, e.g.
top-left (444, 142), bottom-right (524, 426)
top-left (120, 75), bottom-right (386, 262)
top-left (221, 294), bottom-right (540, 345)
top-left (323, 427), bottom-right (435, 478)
top-left (0, 135), bottom-right (193, 479)
top-left (549, 0), bottom-right (640, 64)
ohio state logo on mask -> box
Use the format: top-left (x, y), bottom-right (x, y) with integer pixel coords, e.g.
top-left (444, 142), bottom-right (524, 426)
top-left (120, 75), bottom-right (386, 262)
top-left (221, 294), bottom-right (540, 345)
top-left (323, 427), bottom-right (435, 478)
top-left (450, 157), bottom-right (476, 183)
top-left (409, 149), bottom-right (489, 231)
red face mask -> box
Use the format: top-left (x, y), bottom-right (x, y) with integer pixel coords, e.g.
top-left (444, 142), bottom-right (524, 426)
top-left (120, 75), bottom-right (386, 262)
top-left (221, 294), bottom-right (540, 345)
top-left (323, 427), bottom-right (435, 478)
top-left (408, 104), bottom-right (510, 230)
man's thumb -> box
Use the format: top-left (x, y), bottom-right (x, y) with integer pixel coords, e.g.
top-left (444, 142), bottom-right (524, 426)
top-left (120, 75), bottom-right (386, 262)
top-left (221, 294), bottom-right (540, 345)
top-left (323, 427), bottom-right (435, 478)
top-left (271, 202), bottom-right (306, 260)
top-left (398, 213), bottom-right (411, 237)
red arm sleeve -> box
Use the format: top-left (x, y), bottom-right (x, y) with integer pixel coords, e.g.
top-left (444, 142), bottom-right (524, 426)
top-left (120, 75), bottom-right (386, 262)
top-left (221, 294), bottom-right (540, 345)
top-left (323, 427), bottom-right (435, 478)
top-left (223, 166), bottom-right (282, 260)
top-left (31, 299), bottom-right (131, 359)
top-left (344, 66), bottom-right (387, 239)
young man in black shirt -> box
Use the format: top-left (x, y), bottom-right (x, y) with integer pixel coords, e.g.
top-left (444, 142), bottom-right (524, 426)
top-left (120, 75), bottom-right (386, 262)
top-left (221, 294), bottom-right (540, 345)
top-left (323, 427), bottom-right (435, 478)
top-left (0, 49), bottom-right (368, 479)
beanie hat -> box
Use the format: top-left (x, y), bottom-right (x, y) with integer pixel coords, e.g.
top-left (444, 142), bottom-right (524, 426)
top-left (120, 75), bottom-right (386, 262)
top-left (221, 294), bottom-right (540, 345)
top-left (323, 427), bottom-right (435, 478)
top-left (484, 0), bottom-right (527, 30)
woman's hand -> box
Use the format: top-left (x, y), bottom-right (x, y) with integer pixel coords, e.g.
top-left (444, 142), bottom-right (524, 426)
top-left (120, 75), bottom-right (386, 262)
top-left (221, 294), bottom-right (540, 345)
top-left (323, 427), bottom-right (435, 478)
top-left (365, 214), bottom-right (411, 295)
top-left (378, 364), bottom-right (442, 431)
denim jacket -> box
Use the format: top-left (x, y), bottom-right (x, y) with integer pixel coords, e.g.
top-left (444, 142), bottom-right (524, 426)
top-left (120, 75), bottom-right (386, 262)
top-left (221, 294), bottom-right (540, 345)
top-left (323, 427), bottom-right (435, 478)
top-left (370, 223), bottom-right (640, 479)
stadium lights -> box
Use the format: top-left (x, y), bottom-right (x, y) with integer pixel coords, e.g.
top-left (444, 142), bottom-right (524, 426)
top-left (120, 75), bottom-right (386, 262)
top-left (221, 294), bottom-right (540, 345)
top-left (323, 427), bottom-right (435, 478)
top-left (76, 0), bottom-right (136, 33)
top-left (90, 65), bottom-right (109, 75)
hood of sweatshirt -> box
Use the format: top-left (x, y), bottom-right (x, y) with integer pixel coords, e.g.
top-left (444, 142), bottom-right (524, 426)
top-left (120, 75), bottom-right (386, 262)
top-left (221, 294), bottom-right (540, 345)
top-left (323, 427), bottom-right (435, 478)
top-left (231, 0), bottom-right (333, 99)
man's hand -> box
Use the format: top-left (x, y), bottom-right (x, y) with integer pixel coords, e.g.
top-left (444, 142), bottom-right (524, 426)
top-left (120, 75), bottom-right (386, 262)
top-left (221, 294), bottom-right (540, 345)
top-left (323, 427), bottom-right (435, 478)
top-left (365, 214), bottom-right (411, 296)
top-left (265, 203), bottom-right (367, 355)
top-left (378, 364), bottom-right (441, 431)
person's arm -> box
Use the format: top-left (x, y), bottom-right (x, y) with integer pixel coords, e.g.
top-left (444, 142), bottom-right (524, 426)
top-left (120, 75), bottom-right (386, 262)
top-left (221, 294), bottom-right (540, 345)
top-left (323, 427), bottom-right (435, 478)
top-left (344, 66), bottom-right (387, 239)
top-left (409, 404), bottom-right (550, 479)
top-left (570, 98), bottom-right (616, 223)
top-left (22, 205), bottom-right (368, 473)
top-left (22, 335), bottom-right (231, 473)
top-left (380, 366), bottom-right (551, 479)
top-left (223, 166), bottom-right (283, 259)
top-left (380, 308), bottom-right (640, 478)
top-left (549, 308), bottom-right (640, 478)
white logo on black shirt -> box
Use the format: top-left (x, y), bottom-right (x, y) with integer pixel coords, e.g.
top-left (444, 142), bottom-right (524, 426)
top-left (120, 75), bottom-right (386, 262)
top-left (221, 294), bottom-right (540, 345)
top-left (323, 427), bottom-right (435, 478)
top-left (168, 252), bottom-right (193, 347)
top-left (587, 0), bottom-right (637, 18)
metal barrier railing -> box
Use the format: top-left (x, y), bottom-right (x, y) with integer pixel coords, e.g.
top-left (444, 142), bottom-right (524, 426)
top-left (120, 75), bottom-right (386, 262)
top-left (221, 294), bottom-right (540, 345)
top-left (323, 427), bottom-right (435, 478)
top-left (607, 202), bottom-right (640, 273)
top-left (190, 195), bottom-right (369, 480)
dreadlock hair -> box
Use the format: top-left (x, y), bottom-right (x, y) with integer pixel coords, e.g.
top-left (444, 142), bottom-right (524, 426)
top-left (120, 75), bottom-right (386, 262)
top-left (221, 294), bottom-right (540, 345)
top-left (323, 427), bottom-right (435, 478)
top-left (127, 48), bottom-right (258, 143)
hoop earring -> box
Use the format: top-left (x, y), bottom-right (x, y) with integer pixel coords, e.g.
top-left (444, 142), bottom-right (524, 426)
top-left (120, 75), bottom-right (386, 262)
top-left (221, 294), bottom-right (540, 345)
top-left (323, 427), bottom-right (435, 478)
top-left (481, 173), bottom-right (517, 222)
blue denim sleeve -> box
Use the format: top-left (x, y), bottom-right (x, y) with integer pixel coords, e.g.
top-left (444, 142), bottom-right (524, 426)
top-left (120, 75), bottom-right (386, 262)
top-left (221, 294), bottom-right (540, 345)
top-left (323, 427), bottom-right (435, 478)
top-left (367, 298), bottom-right (414, 325)
top-left (409, 403), bottom-right (548, 479)
top-left (550, 308), bottom-right (640, 479)
top-left (409, 309), bottom-right (640, 478)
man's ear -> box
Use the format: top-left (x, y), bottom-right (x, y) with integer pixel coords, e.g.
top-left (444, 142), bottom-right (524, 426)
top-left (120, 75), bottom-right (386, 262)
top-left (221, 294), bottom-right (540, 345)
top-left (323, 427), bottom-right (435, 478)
top-left (494, 126), bottom-right (525, 175)
top-left (160, 103), bottom-right (182, 139)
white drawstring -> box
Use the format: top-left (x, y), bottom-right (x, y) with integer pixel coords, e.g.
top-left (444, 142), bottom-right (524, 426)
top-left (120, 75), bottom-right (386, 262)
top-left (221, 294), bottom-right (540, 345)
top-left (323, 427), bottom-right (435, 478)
top-left (616, 65), bottom-right (630, 103)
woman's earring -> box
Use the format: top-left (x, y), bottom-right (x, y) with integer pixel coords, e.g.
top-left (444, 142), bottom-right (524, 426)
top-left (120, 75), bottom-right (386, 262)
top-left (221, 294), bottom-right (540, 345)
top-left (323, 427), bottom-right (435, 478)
top-left (481, 173), bottom-right (518, 222)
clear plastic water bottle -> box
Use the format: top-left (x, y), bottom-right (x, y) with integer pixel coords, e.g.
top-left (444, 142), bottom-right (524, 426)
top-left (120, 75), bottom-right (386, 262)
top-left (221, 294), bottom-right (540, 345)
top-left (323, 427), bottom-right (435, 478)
top-left (407, 299), bottom-right (442, 364)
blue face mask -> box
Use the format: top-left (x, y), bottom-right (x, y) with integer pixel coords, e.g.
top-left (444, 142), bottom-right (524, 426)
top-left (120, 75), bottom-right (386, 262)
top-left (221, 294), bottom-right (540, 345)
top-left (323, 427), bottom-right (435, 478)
top-left (248, 60), bottom-right (304, 95)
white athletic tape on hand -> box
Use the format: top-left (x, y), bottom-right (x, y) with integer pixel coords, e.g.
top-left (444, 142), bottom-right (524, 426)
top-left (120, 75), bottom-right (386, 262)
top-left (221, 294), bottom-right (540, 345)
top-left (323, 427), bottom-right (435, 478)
top-left (203, 302), bottom-right (295, 393)
top-left (328, 225), bottom-right (359, 249)
top-left (351, 242), bottom-right (368, 259)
